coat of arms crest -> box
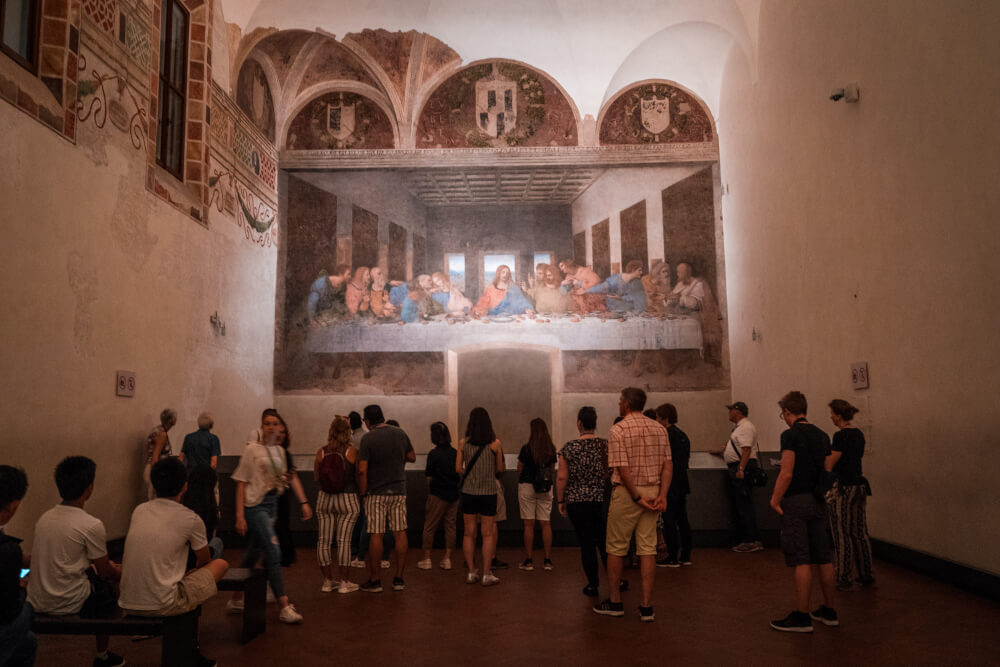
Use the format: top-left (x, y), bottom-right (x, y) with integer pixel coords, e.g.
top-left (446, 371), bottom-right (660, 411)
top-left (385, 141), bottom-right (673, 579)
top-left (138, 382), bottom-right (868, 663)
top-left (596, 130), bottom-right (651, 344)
top-left (640, 96), bottom-right (670, 134)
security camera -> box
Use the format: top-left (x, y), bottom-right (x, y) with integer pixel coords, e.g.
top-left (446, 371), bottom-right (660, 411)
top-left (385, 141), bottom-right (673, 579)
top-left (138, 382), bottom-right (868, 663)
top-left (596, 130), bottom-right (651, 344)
top-left (829, 88), bottom-right (845, 102)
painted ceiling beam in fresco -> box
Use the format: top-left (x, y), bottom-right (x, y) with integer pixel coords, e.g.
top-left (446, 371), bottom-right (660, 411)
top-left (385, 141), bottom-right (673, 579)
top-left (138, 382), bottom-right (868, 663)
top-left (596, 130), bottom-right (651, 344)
top-left (280, 143), bottom-right (718, 171)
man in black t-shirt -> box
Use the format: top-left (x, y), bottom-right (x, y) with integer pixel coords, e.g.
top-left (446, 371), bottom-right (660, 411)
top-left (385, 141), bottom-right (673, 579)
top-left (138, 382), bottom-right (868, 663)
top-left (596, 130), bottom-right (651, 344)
top-left (768, 391), bottom-right (838, 633)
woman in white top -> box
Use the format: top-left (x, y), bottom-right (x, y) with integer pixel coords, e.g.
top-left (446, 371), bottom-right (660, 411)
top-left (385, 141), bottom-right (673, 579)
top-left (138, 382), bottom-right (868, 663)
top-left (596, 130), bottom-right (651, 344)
top-left (228, 409), bottom-right (312, 623)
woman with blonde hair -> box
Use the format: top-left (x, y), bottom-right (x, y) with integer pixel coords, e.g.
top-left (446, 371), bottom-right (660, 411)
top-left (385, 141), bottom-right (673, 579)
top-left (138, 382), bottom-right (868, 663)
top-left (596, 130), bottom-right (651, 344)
top-left (314, 415), bottom-right (362, 594)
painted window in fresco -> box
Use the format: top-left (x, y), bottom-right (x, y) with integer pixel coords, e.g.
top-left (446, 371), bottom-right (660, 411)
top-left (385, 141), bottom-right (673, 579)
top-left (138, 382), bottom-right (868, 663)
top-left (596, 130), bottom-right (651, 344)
top-left (484, 253), bottom-right (516, 287)
top-left (1, 0), bottom-right (39, 71)
top-left (447, 254), bottom-right (466, 293)
top-left (534, 252), bottom-right (554, 272)
top-left (156, 0), bottom-right (188, 179)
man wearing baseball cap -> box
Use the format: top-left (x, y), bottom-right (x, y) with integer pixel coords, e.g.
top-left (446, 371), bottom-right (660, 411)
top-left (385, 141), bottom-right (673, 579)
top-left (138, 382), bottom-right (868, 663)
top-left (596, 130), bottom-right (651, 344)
top-left (711, 402), bottom-right (763, 552)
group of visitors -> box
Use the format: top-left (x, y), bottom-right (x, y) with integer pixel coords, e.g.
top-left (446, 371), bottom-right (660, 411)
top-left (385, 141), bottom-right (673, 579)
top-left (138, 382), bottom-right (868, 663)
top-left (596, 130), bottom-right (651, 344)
top-left (0, 388), bottom-right (875, 667)
top-left (307, 258), bottom-right (722, 326)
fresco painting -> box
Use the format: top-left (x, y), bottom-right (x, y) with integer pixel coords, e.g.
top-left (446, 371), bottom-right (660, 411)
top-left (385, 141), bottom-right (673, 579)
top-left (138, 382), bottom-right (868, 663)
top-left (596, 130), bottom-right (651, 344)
top-left (600, 81), bottom-right (714, 145)
top-left (276, 166), bottom-right (728, 395)
top-left (416, 60), bottom-right (578, 148)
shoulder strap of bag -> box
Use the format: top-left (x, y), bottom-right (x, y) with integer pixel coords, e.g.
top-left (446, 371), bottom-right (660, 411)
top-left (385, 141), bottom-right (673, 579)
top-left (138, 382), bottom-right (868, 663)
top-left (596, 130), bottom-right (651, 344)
top-left (459, 443), bottom-right (491, 489)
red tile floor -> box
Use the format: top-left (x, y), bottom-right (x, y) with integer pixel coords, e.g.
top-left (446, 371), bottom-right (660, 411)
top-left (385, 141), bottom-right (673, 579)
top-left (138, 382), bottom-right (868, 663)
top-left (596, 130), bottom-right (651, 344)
top-left (34, 547), bottom-right (999, 666)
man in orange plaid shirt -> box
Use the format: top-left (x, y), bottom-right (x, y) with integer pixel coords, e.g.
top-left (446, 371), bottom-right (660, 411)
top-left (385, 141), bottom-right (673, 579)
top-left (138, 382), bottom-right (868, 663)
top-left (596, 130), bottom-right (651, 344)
top-left (593, 387), bottom-right (672, 622)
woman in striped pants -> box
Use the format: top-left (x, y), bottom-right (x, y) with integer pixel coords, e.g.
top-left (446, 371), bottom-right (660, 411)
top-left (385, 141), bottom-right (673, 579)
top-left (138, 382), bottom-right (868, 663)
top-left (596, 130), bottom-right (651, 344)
top-left (314, 416), bottom-right (362, 594)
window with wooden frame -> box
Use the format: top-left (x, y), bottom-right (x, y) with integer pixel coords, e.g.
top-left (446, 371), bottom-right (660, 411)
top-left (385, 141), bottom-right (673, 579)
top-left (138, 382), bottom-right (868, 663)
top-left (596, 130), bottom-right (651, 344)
top-left (156, 0), bottom-right (188, 180)
top-left (0, 0), bottom-right (40, 73)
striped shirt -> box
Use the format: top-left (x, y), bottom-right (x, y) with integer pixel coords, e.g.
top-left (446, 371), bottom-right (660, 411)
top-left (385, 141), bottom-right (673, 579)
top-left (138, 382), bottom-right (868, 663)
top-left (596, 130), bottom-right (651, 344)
top-left (461, 440), bottom-right (498, 495)
top-left (608, 413), bottom-right (670, 486)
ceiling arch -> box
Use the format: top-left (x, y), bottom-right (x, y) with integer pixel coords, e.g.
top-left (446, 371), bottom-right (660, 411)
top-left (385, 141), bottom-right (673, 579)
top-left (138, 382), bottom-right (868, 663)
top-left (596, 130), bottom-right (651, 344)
top-left (218, 0), bottom-right (758, 121)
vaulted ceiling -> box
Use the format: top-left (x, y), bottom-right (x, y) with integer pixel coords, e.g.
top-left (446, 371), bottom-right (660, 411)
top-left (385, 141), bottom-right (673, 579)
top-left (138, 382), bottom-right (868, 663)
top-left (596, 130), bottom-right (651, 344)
top-left (219, 0), bottom-right (760, 122)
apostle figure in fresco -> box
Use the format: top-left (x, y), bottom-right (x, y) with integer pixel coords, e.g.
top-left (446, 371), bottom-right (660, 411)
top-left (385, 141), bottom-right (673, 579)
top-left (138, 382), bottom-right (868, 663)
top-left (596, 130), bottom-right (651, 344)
top-left (366, 266), bottom-right (397, 319)
top-left (431, 272), bottom-right (473, 315)
top-left (472, 265), bottom-right (534, 317)
top-left (586, 260), bottom-right (647, 313)
top-left (667, 262), bottom-right (723, 365)
top-left (345, 266), bottom-right (372, 316)
top-left (400, 274), bottom-right (445, 322)
top-left (525, 264), bottom-right (572, 314)
top-left (308, 264), bottom-right (352, 326)
top-left (642, 259), bottom-right (672, 315)
top-left (558, 259), bottom-right (607, 314)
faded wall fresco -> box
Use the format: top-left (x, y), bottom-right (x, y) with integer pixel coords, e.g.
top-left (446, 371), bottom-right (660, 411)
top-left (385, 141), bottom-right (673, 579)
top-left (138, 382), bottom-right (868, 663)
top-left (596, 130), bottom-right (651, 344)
top-left (600, 81), bottom-right (713, 145)
top-left (416, 61), bottom-right (578, 148)
top-left (277, 168), bottom-right (727, 396)
top-left (286, 92), bottom-right (395, 150)
top-left (236, 59), bottom-right (276, 142)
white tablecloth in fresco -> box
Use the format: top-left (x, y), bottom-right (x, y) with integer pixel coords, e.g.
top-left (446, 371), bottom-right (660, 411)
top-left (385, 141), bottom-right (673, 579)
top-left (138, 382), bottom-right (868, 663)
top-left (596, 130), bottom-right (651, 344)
top-left (304, 314), bottom-right (703, 353)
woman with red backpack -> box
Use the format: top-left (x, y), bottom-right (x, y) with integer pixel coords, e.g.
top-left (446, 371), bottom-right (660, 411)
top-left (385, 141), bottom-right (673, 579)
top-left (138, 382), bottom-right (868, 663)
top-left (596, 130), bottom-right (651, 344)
top-left (314, 416), bottom-right (361, 594)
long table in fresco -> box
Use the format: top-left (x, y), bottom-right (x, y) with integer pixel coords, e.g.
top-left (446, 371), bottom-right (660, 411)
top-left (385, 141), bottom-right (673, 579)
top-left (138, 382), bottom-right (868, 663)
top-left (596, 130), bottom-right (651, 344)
top-left (303, 313), bottom-right (703, 353)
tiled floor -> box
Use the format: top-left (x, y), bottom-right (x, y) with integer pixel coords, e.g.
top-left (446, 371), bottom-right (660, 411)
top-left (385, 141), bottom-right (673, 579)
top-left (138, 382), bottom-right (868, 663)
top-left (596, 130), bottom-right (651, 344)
top-left (34, 547), bottom-right (999, 666)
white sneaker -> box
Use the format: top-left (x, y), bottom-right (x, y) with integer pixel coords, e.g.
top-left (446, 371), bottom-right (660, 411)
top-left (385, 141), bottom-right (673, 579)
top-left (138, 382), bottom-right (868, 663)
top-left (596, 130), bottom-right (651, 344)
top-left (350, 558), bottom-right (365, 569)
top-left (380, 560), bottom-right (391, 569)
top-left (439, 558), bottom-right (452, 570)
top-left (481, 573), bottom-right (500, 587)
top-left (417, 558), bottom-right (433, 570)
top-left (466, 571), bottom-right (480, 584)
top-left (337, 581), bottom-right (359, 594)
top-left (279, 604), bottom-right (303, 624)
top-left (266, 583), bottom-right (276, 603)
top-left (320, 578), bottom-right (336, 593)
top-left (226, 599), bottom-right (244, 614)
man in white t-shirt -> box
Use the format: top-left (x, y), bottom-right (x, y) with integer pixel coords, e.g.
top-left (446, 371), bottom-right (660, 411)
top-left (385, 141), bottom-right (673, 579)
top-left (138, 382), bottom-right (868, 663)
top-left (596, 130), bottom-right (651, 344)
top-left (711, 402), bottom-right (763, 552)
top-left (27, 456), bottom-right (124, 667)
top-left (119, 458), bottom-right (228, 664)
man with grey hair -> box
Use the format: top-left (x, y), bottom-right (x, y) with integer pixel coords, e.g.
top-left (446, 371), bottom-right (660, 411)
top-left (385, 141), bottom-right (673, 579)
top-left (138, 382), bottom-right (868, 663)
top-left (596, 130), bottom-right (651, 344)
top-left (180, 413), bottom-right (221, 471)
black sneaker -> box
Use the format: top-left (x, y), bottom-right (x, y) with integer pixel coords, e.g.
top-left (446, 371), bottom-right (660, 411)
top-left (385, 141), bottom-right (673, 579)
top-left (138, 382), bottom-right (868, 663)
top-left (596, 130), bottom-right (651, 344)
top-left (592, 599), bottom-right (625, 617)
top-left (582, 584), bottom-right (599, 597)
top-left (639, 605), bottom-right (655, 622)
top-left (518, 558), bottom-right (534, 571)
top-left (392, 577), bottom-right (405, 591)
top-left (93, 652), bottom-right (125, 667)
top-left (656, 557), bottom-right (680, 568)
top-left (680, 558), bottom-right (694, 566)
top-left (770, 611), bottom-right (813, 633)
top-left (809, 605), bottom-right (839, 627)
top-left (359, 579), bottom-right (383, 593)
top-left (491, 557), bottom-right (509, 570)
top-left (197, 653), bottom-right (217, 667)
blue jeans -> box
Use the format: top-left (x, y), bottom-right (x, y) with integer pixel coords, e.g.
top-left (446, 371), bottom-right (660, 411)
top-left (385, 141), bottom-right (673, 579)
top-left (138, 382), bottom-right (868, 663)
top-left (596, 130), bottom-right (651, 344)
top-left (240, 495), bottom-right (285, 598)
top-left (0, 601), bottom-right (37, 667)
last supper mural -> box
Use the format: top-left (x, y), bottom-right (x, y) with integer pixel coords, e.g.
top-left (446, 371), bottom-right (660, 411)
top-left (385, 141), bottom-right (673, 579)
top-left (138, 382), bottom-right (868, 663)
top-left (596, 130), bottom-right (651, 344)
top-left (275, 164), bottom-right (729, 395)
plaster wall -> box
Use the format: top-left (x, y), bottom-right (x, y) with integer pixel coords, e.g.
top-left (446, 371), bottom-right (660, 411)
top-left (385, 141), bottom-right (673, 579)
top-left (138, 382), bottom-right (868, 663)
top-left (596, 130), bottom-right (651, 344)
top-left (0, 100), bottom-right (277, 546)
top-left (717, 0), bottom-right (1000, 573)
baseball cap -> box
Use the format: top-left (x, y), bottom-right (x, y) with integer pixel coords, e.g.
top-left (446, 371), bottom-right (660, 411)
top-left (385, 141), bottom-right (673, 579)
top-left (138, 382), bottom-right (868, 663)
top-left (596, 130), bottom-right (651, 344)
top-left (726, 401), bottom-right (749, 416)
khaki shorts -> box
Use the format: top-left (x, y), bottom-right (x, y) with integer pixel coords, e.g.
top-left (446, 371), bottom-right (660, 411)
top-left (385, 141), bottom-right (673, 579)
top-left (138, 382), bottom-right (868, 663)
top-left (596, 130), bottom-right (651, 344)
top-left (605, 484), bottom-right (661, 557)
top-left (518, 483), bottom-right (553, 521)
top-left (125, 567), bottom-right (218, 617)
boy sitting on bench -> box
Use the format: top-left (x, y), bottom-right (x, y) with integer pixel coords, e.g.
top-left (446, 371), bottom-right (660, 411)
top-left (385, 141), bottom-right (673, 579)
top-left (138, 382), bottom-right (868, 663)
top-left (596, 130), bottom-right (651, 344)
top-left (27, 456), bottom-right (123, 667)
top-left (119, 458), bottom-right (228, 665)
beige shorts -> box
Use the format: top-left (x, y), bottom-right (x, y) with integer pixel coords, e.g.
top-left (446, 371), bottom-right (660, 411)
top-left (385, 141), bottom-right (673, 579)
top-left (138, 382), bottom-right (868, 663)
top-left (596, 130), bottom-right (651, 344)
top-left (518, 483), bottom-right (553, 521)
top-left (605, 484), bottom-right (661, 557)
top-left (125, 567), bottom-right (218, 617)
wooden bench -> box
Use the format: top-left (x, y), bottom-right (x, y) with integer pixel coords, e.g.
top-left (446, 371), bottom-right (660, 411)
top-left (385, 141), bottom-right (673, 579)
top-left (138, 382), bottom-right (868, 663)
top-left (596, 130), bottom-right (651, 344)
top-left (217, 567), bottom-right (267, 643)
top-left (32, 608), bottom-right (199, 667)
